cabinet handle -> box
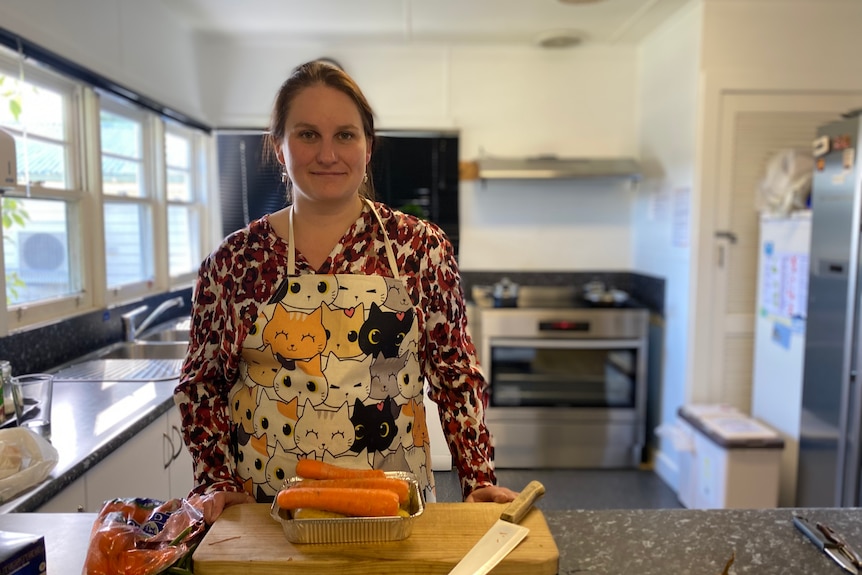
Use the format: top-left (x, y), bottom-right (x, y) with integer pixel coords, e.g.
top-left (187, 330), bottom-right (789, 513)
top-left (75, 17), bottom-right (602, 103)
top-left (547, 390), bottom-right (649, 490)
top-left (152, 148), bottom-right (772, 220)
top-left (171, 425), bottom-right (184, 461)
top-left (163, 433), bottom-right (175, 470)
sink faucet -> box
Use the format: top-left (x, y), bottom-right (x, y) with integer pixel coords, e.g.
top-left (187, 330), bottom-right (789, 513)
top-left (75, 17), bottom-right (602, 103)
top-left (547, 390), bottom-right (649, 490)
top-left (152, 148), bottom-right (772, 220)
top-left (121, 296), bottom-right (185, 341)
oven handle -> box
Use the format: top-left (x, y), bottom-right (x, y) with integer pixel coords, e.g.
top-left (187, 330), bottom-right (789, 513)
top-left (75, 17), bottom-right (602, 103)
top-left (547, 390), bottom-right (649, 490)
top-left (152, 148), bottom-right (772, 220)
top-left (487, 337), bottom-right (645, 350)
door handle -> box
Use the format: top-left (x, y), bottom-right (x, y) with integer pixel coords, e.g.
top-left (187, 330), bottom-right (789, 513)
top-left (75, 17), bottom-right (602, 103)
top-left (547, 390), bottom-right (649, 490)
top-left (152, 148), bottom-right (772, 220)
top-left (715, 230), bottom-right (738, 243)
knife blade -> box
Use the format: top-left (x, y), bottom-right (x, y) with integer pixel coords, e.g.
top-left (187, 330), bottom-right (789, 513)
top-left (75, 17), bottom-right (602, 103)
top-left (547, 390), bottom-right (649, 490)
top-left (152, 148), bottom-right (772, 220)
top-left (448, 480), bottom-right (546, 575)
top-left (793, 514), bottom-right (858, 574)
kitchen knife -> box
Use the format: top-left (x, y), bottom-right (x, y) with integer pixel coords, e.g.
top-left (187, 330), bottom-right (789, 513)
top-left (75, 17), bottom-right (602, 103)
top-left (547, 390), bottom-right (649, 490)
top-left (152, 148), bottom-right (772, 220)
top-left (448, 480), bottom-right (546, 575)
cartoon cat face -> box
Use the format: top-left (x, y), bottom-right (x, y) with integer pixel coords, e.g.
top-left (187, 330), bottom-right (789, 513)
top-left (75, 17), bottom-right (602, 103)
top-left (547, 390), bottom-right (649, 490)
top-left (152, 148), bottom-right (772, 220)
top-left (272, 355), bottom-right (328, 406)
top-left (241, 345), bottom-right (279, 387)
top-left (323, 354), bottom-right (372, 409)
top-left (396, 352), bottom-right (422, 400)
top-left (230, 383), bottom-right (257, 437)
top-left (265, 441), bottom-right (300, 493)
top-left (321, 303), bottom-right (364, 358)
top-left (359, 303), bottom-right (414, 359)
top-left (236, 432), bottom-right (269, 490)
top-left (243, 306), bottom-right (271, 350)
top-left (263, 306), bottom-right (327, 360)
top-left (350, 397), bottom-right (400, 456)
top-left (278, 275), bottom-right (338, 310)
top-left (383, 281), bottom-right (413, 312)
top-left (400, 398), bottom-right (429, 450)
top-left (254, 389), bottom-right (300, 450)
top-left (369, 353), bottom-right (409, 401)
top-left (294, 400), bottom-right (354, 459)
top-left (333, 276), bottom-right (387, 310)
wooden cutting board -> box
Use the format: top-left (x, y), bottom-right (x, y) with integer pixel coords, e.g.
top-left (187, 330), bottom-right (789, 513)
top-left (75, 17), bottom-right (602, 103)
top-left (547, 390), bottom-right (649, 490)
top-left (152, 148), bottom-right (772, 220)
top-left (193, 502), bottom-right (559, 575)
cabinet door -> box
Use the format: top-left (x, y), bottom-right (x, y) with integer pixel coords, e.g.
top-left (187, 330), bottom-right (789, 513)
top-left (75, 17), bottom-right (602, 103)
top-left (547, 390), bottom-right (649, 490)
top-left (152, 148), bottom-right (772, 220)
top-left (165, 405), bottom-right (195, 499)
top-left (85, 415), bottom-right (171, 511)
top-left (35, 475), bottom-right (86, 512)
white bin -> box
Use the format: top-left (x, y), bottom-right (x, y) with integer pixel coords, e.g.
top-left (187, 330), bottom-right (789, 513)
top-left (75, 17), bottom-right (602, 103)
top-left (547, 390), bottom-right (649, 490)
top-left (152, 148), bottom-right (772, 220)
top-left (676, 405), bottom-right (784, 509)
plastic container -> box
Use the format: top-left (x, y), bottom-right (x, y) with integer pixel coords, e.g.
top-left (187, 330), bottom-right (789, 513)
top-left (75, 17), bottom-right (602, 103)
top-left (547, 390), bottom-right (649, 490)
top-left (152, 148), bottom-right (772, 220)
top-left (676, 405), bottom-right (784, 509)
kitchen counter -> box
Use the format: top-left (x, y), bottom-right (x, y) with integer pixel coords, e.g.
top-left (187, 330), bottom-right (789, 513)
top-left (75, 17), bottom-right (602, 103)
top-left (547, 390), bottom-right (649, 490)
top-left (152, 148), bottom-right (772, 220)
top-left (0, 377), bottom-right (177, 513)
top-left (3, 507), bottom-right (862, 574)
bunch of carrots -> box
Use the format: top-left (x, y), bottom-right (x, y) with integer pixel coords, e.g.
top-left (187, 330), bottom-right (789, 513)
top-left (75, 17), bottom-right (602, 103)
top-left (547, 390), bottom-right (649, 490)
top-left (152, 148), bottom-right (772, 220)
top-left (277, 459), bottom-right (411, 518)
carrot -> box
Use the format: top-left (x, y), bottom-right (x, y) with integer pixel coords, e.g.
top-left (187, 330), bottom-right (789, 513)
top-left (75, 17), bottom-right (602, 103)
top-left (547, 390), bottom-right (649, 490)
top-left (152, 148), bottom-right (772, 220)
top-left (295, 458), bottom-right (386, 480)
top-left (277, 487), bottom-right (400, 517)
top-left (301, 477), bottom-right (410, 504)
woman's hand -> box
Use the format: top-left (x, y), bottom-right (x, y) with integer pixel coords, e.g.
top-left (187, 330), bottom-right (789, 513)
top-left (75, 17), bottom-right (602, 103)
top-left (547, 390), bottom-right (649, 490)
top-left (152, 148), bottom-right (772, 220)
top-left (465, 485), bottom-right (519, 503)
top-left (200, 491), bottom-right (257, 524)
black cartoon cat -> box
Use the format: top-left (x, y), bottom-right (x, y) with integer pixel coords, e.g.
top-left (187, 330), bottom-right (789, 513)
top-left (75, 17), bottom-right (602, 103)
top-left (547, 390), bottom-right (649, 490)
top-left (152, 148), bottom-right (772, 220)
top-left (358, 302), bottom-right (413, 359)
top-left (350, 397), bottom-right (400, 455)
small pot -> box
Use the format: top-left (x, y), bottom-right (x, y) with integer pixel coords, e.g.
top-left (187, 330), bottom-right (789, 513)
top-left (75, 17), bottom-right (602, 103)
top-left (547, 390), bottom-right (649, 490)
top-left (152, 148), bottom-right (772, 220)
top-left (493, 278), bottom-right (520, 308)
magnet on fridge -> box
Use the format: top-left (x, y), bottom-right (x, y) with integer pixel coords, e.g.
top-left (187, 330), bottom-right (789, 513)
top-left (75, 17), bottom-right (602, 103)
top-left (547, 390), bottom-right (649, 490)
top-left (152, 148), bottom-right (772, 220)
top-left (843, 148), bottom-right (855, 170)
top-left (813, 135), bottom-right (830, 157)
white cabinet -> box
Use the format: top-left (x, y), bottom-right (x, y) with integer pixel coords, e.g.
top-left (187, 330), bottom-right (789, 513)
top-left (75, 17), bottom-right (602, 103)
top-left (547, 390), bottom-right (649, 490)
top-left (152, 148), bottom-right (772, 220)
top-left (35, 406), bottom-right (195, 513)
top-left (165, 405), bottom-right (195, 499)
top-left (34, 475), bottom-right (86, 512)
top-left (86, 415), bottom-right (172, 510)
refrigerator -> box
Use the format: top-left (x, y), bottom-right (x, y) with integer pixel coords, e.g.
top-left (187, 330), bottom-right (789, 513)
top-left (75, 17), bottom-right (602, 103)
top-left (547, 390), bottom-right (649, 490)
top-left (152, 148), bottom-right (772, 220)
top-left (797, 114), bottom-right (862, 507)
top-left (751, 210), bottom-right (811, 507)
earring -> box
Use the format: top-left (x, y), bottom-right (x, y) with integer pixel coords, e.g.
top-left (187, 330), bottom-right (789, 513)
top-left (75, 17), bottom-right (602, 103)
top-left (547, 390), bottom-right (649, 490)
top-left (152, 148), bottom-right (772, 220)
top-left (281, 171), bottom-right (289, 184)
top-left (363, 173), bottom-right (369, 184)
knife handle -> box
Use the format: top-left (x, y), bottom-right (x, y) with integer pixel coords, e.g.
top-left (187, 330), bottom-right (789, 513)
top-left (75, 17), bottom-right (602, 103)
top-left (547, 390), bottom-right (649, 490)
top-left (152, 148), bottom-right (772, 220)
top-left (500, 480), bottom-right (545, 524)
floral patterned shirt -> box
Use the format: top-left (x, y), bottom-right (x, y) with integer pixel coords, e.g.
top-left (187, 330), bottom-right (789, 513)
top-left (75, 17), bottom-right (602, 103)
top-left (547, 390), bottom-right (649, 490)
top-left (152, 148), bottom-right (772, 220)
top-left (174, 202), bottom-right (496, 499)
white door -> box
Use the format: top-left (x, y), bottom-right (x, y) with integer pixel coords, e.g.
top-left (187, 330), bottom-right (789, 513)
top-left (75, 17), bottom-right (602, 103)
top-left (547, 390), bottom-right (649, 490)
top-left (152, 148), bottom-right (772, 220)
top-left (708, 93), bottom-right (862, 411)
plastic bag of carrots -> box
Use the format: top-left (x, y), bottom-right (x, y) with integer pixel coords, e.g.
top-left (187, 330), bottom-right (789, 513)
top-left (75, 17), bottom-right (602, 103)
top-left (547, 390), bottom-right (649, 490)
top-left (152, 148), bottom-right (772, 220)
top-left (82, 495), bottom-right (210, 575)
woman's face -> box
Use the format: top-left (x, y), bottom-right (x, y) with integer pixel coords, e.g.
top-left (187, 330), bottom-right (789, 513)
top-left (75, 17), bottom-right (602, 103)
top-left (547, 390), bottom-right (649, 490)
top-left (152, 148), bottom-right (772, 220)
top-left (276, 84), bottom-right (371, 204)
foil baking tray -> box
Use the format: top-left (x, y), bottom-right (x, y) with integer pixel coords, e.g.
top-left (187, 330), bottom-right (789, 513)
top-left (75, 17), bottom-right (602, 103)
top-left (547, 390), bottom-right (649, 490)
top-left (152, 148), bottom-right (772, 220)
top-left (269, 471), bottom-right (423, 544)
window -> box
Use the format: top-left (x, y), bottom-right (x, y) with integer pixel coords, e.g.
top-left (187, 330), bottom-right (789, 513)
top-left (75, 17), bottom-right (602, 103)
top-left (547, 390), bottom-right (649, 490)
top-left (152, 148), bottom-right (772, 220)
top-left (165, 123), bottom-right (205, 281)
top-left (100, 98), bottom-right (156, 297)
top-left (0, 55), bottom-right (89, 330)
top-left (0, 44), bottom-right (211, 335)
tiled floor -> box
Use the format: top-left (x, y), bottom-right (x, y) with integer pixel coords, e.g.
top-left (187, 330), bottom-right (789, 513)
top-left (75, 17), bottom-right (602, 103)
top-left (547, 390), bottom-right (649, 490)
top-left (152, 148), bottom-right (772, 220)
top-left (433, 468), bottom-right (683, 510)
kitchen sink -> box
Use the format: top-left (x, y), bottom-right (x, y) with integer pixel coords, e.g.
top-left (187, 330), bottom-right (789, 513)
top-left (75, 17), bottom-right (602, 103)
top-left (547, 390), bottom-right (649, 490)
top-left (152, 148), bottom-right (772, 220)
top-left (52, 340), bottom-right (189, 382)
top-left (136, 318), bottom-right (191, 343)
top-left (96, 341), bottom-right (189, 360)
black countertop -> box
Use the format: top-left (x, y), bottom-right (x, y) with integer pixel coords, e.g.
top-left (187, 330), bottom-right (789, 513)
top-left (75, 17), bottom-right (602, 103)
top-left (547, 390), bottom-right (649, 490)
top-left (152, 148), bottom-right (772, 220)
top-left (4, 507), bottom-right (862, 574)
top-left (0, 377), bottom-right (176, 513)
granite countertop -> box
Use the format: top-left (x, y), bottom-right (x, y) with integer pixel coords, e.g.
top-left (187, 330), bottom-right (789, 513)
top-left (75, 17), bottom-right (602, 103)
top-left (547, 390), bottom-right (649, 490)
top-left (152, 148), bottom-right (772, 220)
top-left (3, 507), bottom-right (862, 574)
top-left (0, 377), bottom-right (177, 513)
top-left (545, 507), bottom-right (862, 574)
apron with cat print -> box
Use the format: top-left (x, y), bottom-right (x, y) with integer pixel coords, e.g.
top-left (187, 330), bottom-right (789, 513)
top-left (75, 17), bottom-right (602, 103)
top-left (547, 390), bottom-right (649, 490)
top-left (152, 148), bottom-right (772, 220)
top-left (228, 199), bottom-right (435, 503)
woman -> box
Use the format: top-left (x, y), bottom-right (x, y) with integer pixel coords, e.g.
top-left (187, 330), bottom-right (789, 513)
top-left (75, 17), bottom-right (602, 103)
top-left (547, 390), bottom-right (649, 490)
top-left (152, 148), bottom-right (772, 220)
top-left (174, 60), bottom-right (517, 523)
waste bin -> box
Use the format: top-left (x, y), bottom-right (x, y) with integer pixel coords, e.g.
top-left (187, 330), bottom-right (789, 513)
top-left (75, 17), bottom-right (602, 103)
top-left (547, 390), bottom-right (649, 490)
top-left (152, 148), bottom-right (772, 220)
top-left (676, 405), bottom-right (784, 509)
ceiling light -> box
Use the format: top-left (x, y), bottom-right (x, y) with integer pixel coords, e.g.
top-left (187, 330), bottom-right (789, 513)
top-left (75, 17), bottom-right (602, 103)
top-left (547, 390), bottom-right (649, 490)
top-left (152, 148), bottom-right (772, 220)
top-left (557, 0), bottom-right (605, 4)
top-left (534, 29), bottom-right (583, 49)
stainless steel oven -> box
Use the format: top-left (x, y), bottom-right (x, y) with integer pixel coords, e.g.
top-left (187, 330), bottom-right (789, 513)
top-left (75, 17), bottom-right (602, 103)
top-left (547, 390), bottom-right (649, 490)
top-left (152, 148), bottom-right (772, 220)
top-left (474, 289), bottom-right (649, 469)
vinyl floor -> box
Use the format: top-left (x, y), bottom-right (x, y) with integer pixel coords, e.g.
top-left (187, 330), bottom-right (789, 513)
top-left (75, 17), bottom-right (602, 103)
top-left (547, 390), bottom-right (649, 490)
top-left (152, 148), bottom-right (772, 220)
top-left (433, 468), bottom-right (683, 510)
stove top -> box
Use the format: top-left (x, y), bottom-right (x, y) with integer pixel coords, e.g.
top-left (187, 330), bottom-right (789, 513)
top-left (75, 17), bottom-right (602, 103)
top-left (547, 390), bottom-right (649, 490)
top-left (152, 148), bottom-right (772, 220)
top-left (471, 284), bottom-right (647, 311)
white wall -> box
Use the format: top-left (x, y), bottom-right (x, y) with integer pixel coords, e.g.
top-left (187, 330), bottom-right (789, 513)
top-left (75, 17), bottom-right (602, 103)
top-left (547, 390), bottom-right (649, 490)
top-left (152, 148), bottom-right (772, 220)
top-left (0, 0), bottom-right (204, 122)
top-left (690, 0), bottom-right (862, 404)
top-left (195, 34), bottom-right (639, 270)
top-left (635, 1), bottom-right (702, 492)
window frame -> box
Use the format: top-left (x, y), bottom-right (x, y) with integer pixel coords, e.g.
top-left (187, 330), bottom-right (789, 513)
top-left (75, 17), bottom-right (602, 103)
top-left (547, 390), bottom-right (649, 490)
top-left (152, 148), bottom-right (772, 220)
top-left (0, 54), bottom-right (95, 333)
top-left (0, 47), bottom-right (210, 336)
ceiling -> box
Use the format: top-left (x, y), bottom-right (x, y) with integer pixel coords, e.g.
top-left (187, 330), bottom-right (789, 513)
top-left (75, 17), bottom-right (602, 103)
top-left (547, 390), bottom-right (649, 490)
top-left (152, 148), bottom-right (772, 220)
top-left (161, 0), bottom-right (695, 47)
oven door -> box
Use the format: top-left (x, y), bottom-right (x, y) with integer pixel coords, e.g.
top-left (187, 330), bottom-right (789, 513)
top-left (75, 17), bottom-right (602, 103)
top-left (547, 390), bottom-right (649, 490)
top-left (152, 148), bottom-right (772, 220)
top-left (486, 338), bottom-right (640, 409)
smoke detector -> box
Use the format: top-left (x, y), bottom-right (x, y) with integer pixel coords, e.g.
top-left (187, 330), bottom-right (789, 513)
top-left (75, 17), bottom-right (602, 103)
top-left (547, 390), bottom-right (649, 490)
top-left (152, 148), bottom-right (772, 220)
top-left (534, 29), bottom-right (583, 49)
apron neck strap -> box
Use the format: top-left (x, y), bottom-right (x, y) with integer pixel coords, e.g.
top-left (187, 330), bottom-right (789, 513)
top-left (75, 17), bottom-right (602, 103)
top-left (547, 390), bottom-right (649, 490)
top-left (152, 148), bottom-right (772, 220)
top-left (287, 198), bottom-right (401, 279)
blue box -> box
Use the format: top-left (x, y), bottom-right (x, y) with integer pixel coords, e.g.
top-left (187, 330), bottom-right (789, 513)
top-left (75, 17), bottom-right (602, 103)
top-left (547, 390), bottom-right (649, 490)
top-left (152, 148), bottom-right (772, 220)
top-left (0, 531), bottom-right (46, 575)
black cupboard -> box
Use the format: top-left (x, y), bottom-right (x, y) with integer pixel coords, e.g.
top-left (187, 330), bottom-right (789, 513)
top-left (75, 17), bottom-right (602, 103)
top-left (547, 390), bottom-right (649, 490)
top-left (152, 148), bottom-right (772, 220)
top-left (216, 130), bottom-right (460, 254)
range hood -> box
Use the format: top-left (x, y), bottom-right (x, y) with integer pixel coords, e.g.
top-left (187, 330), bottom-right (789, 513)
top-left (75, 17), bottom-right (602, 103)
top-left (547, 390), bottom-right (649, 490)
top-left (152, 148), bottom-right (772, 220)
top-left (475, 156), bottom-right (641, 182)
